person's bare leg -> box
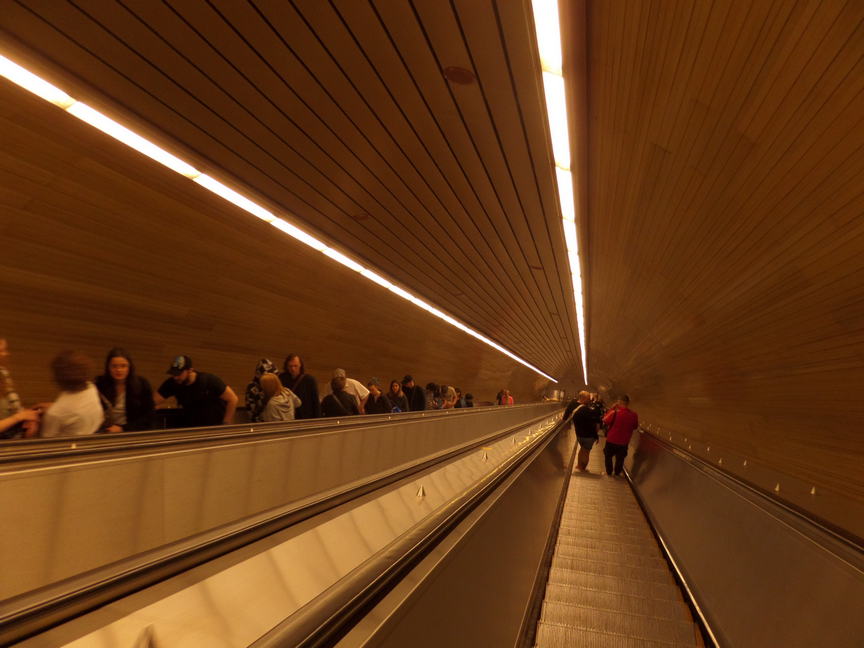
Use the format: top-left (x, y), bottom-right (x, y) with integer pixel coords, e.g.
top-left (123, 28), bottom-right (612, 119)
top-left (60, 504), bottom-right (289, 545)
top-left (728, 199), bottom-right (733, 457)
top-left (577, 447), bottom-right (589, 471)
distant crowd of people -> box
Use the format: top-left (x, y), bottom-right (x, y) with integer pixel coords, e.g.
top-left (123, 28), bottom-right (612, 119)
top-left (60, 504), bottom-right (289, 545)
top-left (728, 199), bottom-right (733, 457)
top-left (563, 390), bottom-right (638, 476)
top-left (0, 339), bottom-right (514, 439)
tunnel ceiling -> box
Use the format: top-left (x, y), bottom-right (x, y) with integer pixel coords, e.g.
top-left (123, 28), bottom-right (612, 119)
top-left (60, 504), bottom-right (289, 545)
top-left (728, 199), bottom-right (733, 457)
top-left (0, 0), bottom-right (581, 380)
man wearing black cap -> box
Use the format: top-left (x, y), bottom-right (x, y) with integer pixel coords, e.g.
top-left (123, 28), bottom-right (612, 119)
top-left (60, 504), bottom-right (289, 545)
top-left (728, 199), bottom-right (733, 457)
top-left (401, 375), bottom-right (426, 412)
top-left (154, 355), bottom-right (238, 428)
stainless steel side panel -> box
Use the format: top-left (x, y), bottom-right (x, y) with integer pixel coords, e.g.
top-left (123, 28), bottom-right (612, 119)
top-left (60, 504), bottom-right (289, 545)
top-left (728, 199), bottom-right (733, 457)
top-left (0, 404), bottom-right (557, 602)
top-left (628, 432), bottom-right (864, 648)
top-left (338, 422), bottom-right (575, 648)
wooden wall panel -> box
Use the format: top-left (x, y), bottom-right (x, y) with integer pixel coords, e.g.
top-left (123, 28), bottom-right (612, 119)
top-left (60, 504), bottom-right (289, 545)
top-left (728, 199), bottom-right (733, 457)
top-left (582, 0), bottom-right (864, 507)
top-left (0, 83), bottom-right (545, 406)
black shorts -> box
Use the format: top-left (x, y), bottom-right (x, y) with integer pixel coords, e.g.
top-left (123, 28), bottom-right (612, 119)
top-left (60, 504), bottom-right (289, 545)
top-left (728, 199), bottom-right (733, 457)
top-left (577, 436), bottom-right (597, 450)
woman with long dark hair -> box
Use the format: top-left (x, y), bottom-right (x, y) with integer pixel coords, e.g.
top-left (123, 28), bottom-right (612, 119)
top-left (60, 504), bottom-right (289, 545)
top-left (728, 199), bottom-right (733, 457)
top-left (94, 347), bottom-right (154, 432)
top-left (386, 380), bottom-right (409, 413)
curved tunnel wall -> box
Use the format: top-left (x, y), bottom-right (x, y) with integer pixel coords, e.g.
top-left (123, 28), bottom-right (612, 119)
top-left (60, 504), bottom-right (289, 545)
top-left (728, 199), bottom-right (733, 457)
top-left (0, 84), bottom-right (546, 407)
top-left (578, 0), bottom-right (864, 509)
top-left (1, 0), bottom-right (862, 525)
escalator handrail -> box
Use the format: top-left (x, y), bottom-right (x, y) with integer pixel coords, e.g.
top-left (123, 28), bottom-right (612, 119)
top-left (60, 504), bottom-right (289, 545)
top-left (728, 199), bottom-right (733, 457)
top-left (0, 403), bottom-right (550, 467)
top-left (250, 416), bottom-right (568, 648)
top-left (0, 408), bottom-right (562, 646)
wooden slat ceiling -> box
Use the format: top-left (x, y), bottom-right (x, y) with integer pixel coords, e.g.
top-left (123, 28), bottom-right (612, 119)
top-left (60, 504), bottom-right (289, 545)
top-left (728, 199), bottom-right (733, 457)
top-left (0, 0), bottom-right (581, 379)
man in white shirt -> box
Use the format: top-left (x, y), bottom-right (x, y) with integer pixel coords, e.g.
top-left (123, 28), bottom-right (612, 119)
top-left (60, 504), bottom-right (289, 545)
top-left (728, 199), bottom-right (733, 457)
top-left (331, 368), bottom-right (369, 414)
top-left (40, 350), bottom-right (103, 437)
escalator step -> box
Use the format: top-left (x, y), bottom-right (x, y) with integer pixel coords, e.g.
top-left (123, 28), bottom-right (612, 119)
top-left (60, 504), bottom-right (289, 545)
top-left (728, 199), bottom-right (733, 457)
top-left (557, 525), bottom-right (655, 543)
top-left (546, 568), bottom-right (682, 601)
top-left (534, 620), bottom-right (688, 647)
top-left (540, 601), bottom-right (699, 645)
top-left (555, 534), bottom-right (661, 557)
top-left (552, 546), bottom-right (671, 570)
top-left (550, 556), bottom-right (676, 585)
top-left (542, 583), bottom-right (691, 620)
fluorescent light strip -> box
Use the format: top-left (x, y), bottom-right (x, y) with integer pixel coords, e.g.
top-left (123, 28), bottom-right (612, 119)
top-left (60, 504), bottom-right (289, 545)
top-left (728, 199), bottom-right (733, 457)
top-left (0, 53), bottom-right (557, 384)
top-left (531, 0), bottom-right (589, 385)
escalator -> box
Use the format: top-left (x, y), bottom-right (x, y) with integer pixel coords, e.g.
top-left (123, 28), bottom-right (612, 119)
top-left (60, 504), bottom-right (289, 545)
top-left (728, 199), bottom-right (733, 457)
top-left (4, 409), bottom-right (862, 647)
top-left (534, 447), bottom-right (703, 647)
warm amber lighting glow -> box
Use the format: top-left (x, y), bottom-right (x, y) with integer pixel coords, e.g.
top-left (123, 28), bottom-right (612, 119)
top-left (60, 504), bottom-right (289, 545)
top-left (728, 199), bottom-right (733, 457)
top-left (532, 0), bottom-right (589, 384)
top-left (0, 53), bottom-right (558, 384)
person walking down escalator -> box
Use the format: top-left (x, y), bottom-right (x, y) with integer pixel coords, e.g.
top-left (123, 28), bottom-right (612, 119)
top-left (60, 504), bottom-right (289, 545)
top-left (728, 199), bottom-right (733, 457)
top-left (603, 395), bottom-right (639, 477)
top-left (564, 390), bottom-right (601, 472)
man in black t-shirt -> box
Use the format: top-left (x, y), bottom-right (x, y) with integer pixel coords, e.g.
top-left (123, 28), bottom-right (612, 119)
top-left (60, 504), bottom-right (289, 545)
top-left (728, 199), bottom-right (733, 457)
top-left (154, 355), bottom-right (238, 428)
top-left (563, 391), bottom-right (601, 472)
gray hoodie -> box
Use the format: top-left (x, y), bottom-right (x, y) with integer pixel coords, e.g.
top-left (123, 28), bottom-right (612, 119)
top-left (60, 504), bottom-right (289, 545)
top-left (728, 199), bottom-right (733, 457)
top-left (262, 388), bottom-right (302, 422)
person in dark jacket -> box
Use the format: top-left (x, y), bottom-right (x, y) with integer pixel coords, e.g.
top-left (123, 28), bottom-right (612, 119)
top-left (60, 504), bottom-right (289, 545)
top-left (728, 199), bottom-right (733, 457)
top-left (279, 354), bottom-right (320, 419)
top-left (95, 348), bottom-right (155, 432)
top-left (321, 376), bottom-right (359, 417)
top-left (386, 380), bottom-right (409, 413)
top-left (563, 390), bottom-right (601, 472)
top-left (365, 379), bottom-right (393, 414)
top-left (401, 375), bottom-right (425, 411)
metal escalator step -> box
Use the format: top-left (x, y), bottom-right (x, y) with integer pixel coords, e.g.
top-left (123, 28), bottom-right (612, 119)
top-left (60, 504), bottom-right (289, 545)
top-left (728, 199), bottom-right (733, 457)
top-left (550, 556), bottom-right (676, 585)
top-left (540, 601), bottom-right (698, 645)
top-left (553, 545), bottom-right (671, 570)
top-left (534, 620), bottom-right (683, 648)
top-left (557, 520), bottom-right (652, 536)
top-left (557, 524), bottom-right (655, 543)
top-left (560, 512), bottom-right (646, 526)
top-left (561, 515), bottom-right (647, 531)
top-left (546, 568), bottom-right (682, 601)
top-left (542, 583), bottom-right (692, 621)
top-left (555, 534), bottom-right (661, 557)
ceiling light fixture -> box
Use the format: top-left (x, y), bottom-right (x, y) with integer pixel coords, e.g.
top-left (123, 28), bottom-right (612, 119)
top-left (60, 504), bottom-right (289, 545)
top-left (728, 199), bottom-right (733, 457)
top-left (0, 52), bottom-right (557, 383)
top-left (530, 0), bottom-right (589, 385)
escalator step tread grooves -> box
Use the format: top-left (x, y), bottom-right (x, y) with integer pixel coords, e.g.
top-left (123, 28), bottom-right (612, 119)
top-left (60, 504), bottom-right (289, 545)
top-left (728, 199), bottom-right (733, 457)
top-left (534, 621), bottom-right (699, 648)
top-left (553, 546), bottom-right (671, 569)
top-left (550, 555), bottom-right (677, 584)
top-left (542, 583), bottom-right (692, 620)
top-left (546, 569), bottom-right (682, 600)
top-left (541, 601), bottom-right (699, 644)
top-left (533, 441), bottom-right (701, 648)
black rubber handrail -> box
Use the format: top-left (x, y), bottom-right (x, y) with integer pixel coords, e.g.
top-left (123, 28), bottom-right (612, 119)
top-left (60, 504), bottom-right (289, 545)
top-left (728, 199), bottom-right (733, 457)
top-left (0, 404), bottom-right (544, 467)
top-left (0, 409), bottom-right (562, 646)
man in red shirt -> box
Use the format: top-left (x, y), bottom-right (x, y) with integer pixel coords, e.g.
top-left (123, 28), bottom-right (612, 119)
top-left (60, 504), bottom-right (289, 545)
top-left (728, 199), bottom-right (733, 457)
top-left (602, 395), bottom-right (639, 477)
